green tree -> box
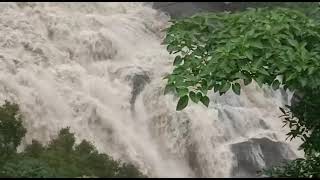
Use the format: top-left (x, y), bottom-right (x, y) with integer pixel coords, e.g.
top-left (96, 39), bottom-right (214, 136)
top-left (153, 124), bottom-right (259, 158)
top-left (0, 157), bottom-right (56, 178)
top-left (23, 140), bottom-right (45, 158)
top-left (116, 163), bottom-right (146, 178)
top-left (0, 102), bottom-right (145, 178)
top-left (47, 127), bottom-right (75, 153)
top-left (163, 6), bottom-right (320, 177)
top-left (0, 101), bottom-right (26, 164)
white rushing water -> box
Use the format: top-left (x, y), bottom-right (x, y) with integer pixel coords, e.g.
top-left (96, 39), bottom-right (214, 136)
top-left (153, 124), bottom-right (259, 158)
top-left (0, 2), bottom-right (303, 177)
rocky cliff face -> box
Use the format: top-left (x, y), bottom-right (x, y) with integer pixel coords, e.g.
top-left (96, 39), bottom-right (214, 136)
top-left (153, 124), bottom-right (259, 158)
top-left (231, 138), bottom-right (296, 177)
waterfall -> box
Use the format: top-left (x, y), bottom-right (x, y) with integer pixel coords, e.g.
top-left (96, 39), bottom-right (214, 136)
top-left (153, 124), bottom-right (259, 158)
top-left (0, 2), bottom-right (303, 177)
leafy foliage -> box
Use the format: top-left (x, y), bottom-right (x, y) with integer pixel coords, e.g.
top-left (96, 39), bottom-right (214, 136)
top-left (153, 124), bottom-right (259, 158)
top-left (264, 153), bottom-right (320, 178)
top-left (176, 95), bottom-right (189, 110)
top-left (0, 157), bottom-right (56, 178)
top-left (0, 101), bottom-right (26, 163)
top-left (266, 91), bottom-right (320, 177)
top-left (0, 101), bottom-right (145, 178)
top-left (279, 91), bottom-right (320, 155)
top-left (164, 7), bottom-right (320, 110)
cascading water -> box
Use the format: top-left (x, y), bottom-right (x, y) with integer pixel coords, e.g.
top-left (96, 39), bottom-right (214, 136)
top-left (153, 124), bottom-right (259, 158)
top-left (0, 2), bottom-right (303, 177)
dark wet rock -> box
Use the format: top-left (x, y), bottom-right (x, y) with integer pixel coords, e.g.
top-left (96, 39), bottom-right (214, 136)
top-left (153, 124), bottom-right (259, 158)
top-left (279, 88), bottom-right (289, 104)
top-left (231, 137), bottom-right (296, 177)
top-left (258, 119), bottom-right (269, 130)
top-left (113, 66), bottom-right (151, 109)
top-left (185, 142), bottom-right (202, 177)
top-left (152, 2), bottom-right (229, 18)
top-left (129, 73), bottom-right (150, 107)
top-left (152, 2), bottom-right (259, 18)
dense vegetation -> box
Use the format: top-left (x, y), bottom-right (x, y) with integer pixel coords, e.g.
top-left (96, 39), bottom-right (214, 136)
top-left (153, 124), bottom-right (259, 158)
top-left (163, 4), bottom-right (320, 178)
top-left (0, 101), bottom-right (145, 178)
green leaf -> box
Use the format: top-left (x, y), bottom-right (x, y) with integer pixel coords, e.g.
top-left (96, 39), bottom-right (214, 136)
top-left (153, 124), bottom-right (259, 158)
top-left (176, 87), bottom-right (189, 97)
top-left (244, 51), bottom-right (253, 60)
top-left (200, 85), bottom-right (208, 94)
top-left (288, 39), bottom-right (299, 48)
top-left (232, 83), bottom-right (241, 95)
top-left (200, 96), bottom-right (210, 107)
top-left (196, 92), bottom-right (203, 100)
top-left (244, 76), bottom-right (252, 86)
top-left (299, 77), bottom-right (307, 87)
top-left (167, 44), bottom-right (180, 54)
top-left (258, 68), bottom-right (270, 76)
top-left (173, 56), bottom-right (183, 66)
top-left (163, 35), bottom-right (172, 44)
top-left (220, 81), bottom-right (231, 93)
top-left (272, 79), bottom-right (280, 90)
top-left (176, 95), bottom-right (189, 111)
top-left (174, 76), bottom-right (185, 86)
top-left (308, 67), bottom-right (316, 75)
top-left (279, 107), bottom-right (286, 114)
top-left (167, 44), bottom-right (174, 53)
top-left (250, 40), bottom-right (264, 49)
top-left (189, 91), bottom-right (200, 103)
top-left (295, 65), bottom-right (302, 72)
top-left (256, 76), bottom-right (264, 88)
top-left (286, 73), bottom-right (297, 82)
top-left (265, 52), bottom-right (272, 59)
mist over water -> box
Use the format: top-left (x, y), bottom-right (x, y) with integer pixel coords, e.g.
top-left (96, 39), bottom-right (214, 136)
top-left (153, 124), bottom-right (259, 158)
top-left (0, 2), bottom-right (302, 177)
